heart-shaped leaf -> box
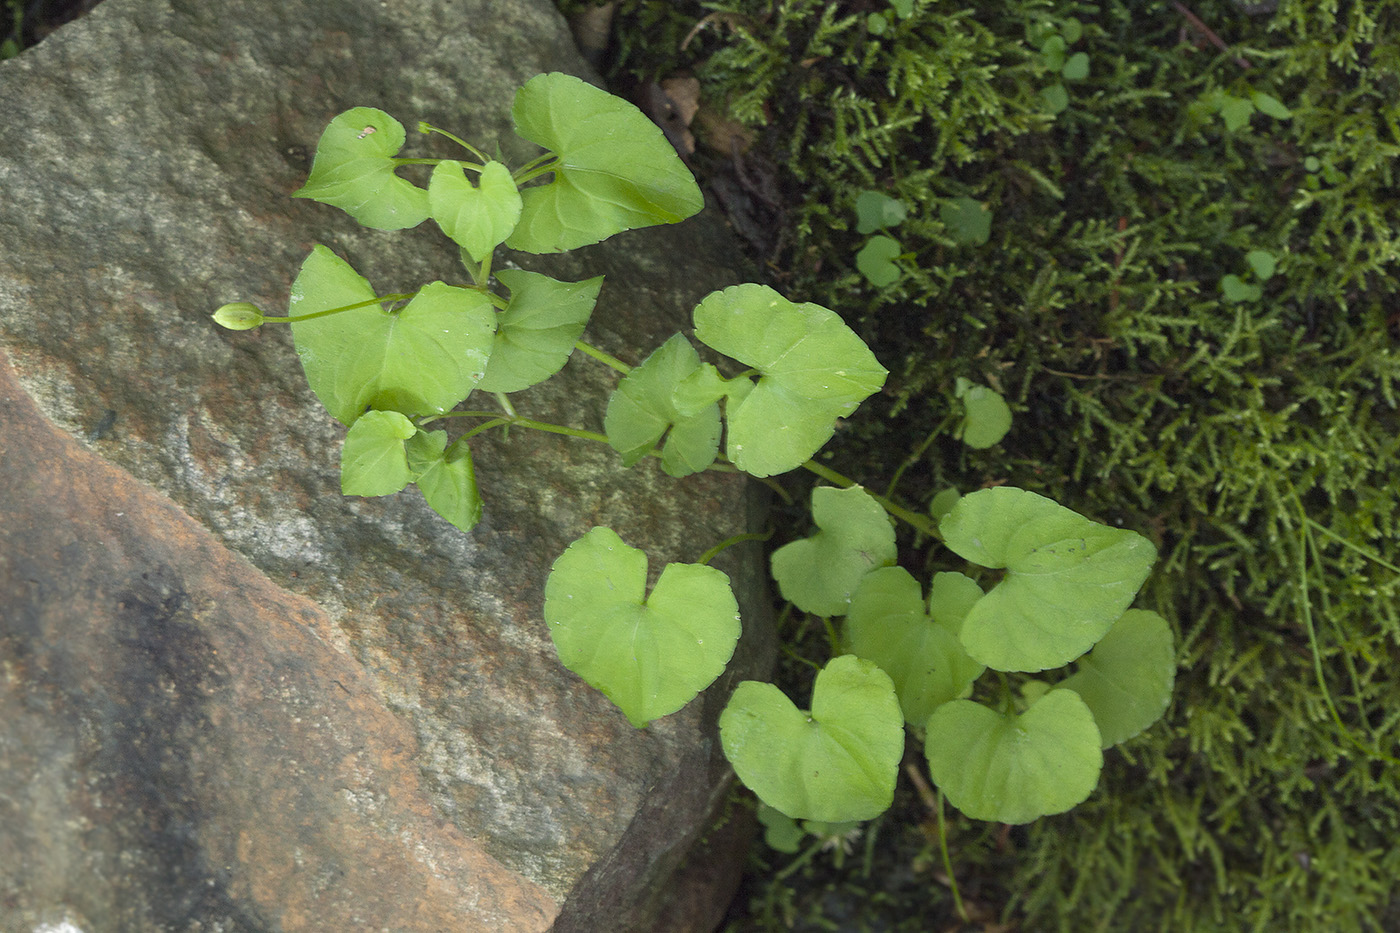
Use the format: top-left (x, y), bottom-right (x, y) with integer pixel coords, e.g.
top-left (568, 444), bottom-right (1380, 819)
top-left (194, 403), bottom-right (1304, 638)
top-left (955, 378), bottom-right (1012, 449)
top-left (1221, 274), bottom-right (1261, 303)
top-left (475, 270), bottom-right (602, 394)
top-left (1058, 609), bottom-right (1175, 747)
top-left (1245, 249), bottom-right (1277, 281)
top-left (289, 246), bottom-right (496, 424)
top-left (720, 655), bottom-right (904, 823)
top-left (506, 72), bottom-right (704, 253)
top-left (939, 487), bottom-right (1157, 672)
top-left (692, 284), bottom-right (888, 477)
top-left (771, 485), bottom-right (896, 617)
top-left (293, 108), bottom-right (429, 230)
top-left (544, 527), bottom-right (740, 728)
top-left (940, 197), bottom-right (992, 246)
top-left (855, 191), bottom-right (907, 234)
top-left (1061, 52), bottom-right (1090, 81)
top-left (406, 431), bottom-right (483, 533)
top-left (603, 334), bottom-right (721, 477)
top-left (856, 236), bottom-right (903, 287)
top-left (428, 160), bottom-right (523, 261)
top-left (1219, 95), bottom-right (1255, 131)
top-left (340, 410), bottom-right (417, 496)
top-left (845, 568), bottom-right (986, 727)
top-left (925, 688), bottom-right (1103, 824)
top-left (1039, 34), bottom-right (1068, 71)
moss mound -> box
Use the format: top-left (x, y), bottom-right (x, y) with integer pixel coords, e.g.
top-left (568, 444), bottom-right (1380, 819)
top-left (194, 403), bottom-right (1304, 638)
top-left (567, 1), bottom-right (1400, 929)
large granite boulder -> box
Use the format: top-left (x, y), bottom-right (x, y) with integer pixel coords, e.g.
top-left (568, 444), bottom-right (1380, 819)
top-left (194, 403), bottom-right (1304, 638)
top-left (0, 1), bottom-right (771, 930)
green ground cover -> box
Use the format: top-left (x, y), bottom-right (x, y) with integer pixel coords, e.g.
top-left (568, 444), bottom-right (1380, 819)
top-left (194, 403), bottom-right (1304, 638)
top-left (563, 1), bottom-right (1400, 929)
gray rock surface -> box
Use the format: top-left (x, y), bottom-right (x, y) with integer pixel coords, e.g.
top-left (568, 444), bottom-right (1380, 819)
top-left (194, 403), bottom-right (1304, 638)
top-left (0, 0), bottom-right (771, 930)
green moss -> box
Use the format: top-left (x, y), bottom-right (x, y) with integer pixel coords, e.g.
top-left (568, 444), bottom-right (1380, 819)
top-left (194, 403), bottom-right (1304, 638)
top-left (579, 1), bottom-right (1400, 929)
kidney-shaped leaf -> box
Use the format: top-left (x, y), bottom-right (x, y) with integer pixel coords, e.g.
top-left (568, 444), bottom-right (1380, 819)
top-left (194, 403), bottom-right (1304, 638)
top-left (845, 568), bottom-right (986, 727)
top-left (341, 410), bottom-right (417, 496)
top-left (604, 334), bottom-right (720, 477)
top-left (771, 485), bottom-right (896, 617)
top-left (939, 487), bottom-right (1156, 672)
top-left (693, 284), bottom-right (888, 477)
top-left (475, 270), bottom-right (602, 394)
top-left (856, 236), bottom-right (903, 288)
top-left (506, 72), bottom-right (704, 253)
top-left (293, 108), bottom-right (429, 230)
top-left (289, 246), bottom-right (496, 424)
top-left (925, 688), bottom-right (1103, 824)
top-left (720, 655), bottom-right (903, 823)
top-left (406, 431), bottom-right (483, 534)
top-left (428, 159), bottom-right (523, 261)
top-left (544, 527), bottom-right (740, 728)
top-left (855, 190), bottom-right (907, 234)
top-left (1058, 609), bottom-right (1176, 747)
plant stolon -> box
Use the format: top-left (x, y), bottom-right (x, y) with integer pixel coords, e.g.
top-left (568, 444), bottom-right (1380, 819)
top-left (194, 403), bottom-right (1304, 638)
top-left (213, 72), bottom-right (1176, 869)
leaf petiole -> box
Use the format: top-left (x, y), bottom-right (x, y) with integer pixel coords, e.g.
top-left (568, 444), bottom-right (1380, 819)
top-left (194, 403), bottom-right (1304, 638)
top-left (420, 409), bottom-right (611, 446)
top-left (512, 152), bottom-right (560, 185)
top-left (697, 530), bottom-right (772, 567)
top-left (417, 122), bottom-right (489, 162)
top-left (800, 459), bottom-right (936, 536)
top-left (573, 339), bottom-right (633, 375)
top-left (263, 292), bottom-right (418, 323)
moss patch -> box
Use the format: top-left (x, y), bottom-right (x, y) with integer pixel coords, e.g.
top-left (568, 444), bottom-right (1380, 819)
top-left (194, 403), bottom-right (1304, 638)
top-left (578, 1), bottom-right (1400, 930)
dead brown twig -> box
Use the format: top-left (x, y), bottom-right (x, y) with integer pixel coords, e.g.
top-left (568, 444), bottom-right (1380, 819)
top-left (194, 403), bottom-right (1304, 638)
top-left (1170, 0), bottom-right (1252, 70)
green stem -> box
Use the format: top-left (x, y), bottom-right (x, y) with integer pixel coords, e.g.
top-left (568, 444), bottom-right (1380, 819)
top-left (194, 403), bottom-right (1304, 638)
top-left (513, 153), bottom-right (560, 185)
top-left (418, 122), bottom-right (488, 163)
top-left (821, 615), bottom-right (841, 656)
top-left (697, 531), bottom-right (772, 566)
top-left (935, 790), bottom-right (968, 922)
top-left (801, 459), bottom-right (936, 536)
top-left (1302, 516), bottom-right (1400, 575)
top-left (458, 418), bottom-right (511, 441)
top-left (885, 417), bottom-right (953, 503)
top-left (1289, 490), bottom-right (1400, 766)
top-left (262, 292), bottom-right (416, 323)
top-left (573, 339), bottom-right (633, 375)
top-left (774, 837), bottom-right (826, 883)
top-left (422, 409), bottom-right (611, 446)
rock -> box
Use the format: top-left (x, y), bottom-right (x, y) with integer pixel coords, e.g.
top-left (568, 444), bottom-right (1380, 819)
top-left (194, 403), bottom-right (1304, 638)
top-left (0, 1), bottom-right (771, 930)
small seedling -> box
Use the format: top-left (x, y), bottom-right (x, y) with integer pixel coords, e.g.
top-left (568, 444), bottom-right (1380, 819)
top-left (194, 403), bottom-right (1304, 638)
top-left (1221, 247), bottom-right (1277, 302)
top-left (853, 190), bottom-right (909, 287)
top-left (867, 0), bottom-right (916, 36)
top-left (1192, 87), bottom-right (1292, 132)
top-left (1028, 17), bottom-right (1089, 115)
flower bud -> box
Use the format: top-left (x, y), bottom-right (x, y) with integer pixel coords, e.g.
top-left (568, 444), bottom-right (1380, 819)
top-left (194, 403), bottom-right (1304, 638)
top-left (212, 302), bottom-right (264, 330)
